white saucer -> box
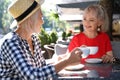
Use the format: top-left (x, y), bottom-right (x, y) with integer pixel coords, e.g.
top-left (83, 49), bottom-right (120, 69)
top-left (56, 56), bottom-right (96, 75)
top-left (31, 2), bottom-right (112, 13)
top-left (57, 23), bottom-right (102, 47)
top-left (85, 58), bottom-right (102, 64)
top-left (65, 64), bottom-right (84, 71)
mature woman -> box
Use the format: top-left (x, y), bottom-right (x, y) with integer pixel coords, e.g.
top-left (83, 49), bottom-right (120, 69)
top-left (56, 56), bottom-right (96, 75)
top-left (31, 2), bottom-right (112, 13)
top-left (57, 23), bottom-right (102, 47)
top-left (0, 0), bottom-right (82, 79)
top-left (68, 5), bottom-right (113, 63)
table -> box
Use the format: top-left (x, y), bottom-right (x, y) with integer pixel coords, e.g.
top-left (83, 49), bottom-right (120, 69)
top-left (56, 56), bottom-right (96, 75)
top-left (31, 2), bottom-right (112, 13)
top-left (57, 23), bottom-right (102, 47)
top-left (56, 63), bottom-right (120, 80)
top-left (46, 59), bottom-right (120, 80)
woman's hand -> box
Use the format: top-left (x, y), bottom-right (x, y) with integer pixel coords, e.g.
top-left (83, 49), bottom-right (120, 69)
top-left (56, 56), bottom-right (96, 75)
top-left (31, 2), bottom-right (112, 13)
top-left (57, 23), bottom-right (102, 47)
top-left (54, 47), bottom-right (83, 72)
top-left (101, 51), bottom-right (113, 63)
top-left (66, 47), bottom-right (83, 65)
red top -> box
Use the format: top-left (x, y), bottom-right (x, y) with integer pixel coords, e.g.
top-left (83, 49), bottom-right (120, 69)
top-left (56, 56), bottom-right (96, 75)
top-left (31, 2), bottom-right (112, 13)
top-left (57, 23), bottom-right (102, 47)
top-left (68, 32), bottom-right (112, 62)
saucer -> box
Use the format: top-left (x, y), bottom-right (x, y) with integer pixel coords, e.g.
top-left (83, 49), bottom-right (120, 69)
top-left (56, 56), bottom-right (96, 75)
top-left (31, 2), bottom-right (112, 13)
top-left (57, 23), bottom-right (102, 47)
top-left (65, 64), bottom-right (84, 71)
top-left (85, 58), bottom-right (102, 64)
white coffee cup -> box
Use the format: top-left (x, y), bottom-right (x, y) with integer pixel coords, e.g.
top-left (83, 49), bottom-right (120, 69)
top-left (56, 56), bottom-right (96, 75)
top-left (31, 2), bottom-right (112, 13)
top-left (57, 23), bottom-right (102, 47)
top-left (79, 47), bottom-right (90, 58)
top-left (87, 46), bottom-right (98, 55)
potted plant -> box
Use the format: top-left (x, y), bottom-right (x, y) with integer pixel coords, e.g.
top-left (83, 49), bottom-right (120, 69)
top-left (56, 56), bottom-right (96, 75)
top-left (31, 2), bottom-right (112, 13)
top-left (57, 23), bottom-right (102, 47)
top-left (62, 30), bottom-right (72, 41)
top-left (62, 31), bottom-right (66, 40)
top-left (38, 28), bottom-right (51, 48)
top-left (50, 31), bottom-right (58, 44)
top-left (38, 28), bottom-right (58, 59)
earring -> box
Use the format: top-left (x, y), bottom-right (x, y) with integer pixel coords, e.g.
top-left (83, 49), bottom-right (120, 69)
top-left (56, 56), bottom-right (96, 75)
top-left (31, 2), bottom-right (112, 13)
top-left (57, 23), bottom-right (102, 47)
top-left (97, 25), bottom-right (101, 31)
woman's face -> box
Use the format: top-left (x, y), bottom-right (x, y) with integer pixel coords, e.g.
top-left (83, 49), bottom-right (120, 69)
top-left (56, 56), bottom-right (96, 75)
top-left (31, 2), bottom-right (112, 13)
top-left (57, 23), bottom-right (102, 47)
top-left (83, 10), bottom-right (101, 32)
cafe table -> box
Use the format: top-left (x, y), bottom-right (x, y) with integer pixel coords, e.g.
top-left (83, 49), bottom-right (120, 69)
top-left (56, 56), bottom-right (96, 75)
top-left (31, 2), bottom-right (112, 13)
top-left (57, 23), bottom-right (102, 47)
top-left (57, 63), bottom-right (120, 80)
top-left (46, 59), bottom-right (120, 80)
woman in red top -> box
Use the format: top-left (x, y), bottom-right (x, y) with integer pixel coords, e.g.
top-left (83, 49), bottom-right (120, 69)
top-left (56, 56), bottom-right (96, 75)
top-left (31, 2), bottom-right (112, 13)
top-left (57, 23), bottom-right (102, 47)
top-left (68, 5), bottom-right (113, 63)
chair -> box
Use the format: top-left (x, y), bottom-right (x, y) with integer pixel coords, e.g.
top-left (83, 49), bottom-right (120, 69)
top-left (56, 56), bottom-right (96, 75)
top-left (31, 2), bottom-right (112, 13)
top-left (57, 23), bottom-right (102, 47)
top-left (54, 44), bottom-right (68, 55)
top-left (52, 44), bottom-right (68, 60)
top-left (111, 41), bottom-right (120, 58)
top-left (56, 40), bottom-right (69, 45)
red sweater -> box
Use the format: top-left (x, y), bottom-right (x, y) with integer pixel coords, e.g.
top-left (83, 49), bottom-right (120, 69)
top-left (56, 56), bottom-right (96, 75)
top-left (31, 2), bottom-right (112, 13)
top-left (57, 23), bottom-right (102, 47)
top-left (68, 32), bottom-right (112, 59)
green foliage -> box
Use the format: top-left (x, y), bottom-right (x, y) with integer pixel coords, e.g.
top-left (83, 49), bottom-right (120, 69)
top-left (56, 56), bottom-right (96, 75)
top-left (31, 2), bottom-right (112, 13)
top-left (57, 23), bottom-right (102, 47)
top-left (66, 31), bottom-right (72, 37)
top-left (62, 31), bottom-right (72, 40)
top-left (47, 11), bottom-right (59, 21)
top-left (50, 31), bottom-right (58, 43)
top-left (38, 28), bottom-right (58, 48)
top-left (0, 0), bottom-right (12, 34)
top-left (50, 12), bottom-right (59, 20)
top-left (41, 8), bottom-right (70, 33)
top-left (38, 28), bottom-right (51, 48)
top-left (62, 31), bottom-right (66, 40)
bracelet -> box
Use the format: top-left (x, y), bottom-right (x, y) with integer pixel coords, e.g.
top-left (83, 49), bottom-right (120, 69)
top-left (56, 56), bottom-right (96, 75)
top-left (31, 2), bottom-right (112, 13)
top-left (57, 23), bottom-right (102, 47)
top-left (111, 57), bottom-right (116, 63)
top-left (112, 57), bottom-right (120, 64)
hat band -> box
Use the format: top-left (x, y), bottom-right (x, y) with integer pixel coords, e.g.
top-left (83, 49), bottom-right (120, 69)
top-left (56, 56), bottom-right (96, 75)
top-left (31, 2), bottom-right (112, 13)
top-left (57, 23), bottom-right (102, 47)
top-left (15, 1), bottom-right (38, 22)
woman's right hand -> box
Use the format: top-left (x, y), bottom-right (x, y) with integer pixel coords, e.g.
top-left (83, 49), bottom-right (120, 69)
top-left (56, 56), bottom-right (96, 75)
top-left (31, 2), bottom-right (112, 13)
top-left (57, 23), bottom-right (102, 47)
top-left (66, 47), bottom-right (82, 65)
top-left (54, 47), bottom-right (82, 73)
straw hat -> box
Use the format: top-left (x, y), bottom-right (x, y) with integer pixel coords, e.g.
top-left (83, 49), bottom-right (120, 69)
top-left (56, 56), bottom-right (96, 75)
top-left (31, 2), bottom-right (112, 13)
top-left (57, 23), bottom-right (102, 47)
top-left (8, 0), bottom-right (44, 29)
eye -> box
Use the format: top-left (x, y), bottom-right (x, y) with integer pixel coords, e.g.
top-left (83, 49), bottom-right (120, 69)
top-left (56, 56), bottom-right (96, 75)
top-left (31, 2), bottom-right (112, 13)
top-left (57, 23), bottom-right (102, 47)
top-left (89, 19), bottom-right (94, 21)
top-left (83, 18), bottom-right (86, 21)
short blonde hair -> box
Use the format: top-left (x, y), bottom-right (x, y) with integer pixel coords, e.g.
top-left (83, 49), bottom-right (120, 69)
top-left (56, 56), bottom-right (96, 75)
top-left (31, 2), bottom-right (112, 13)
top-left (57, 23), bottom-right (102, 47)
top-left (84, 5), bottom-right (109, 32)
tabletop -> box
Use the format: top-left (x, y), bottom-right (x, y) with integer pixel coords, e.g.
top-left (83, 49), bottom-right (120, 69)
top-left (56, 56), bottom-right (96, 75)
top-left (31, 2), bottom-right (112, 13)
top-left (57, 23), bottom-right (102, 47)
top-left (57, 63), bottom-right (120, 80)
top-left (46, 59), bottom-right (120, 80)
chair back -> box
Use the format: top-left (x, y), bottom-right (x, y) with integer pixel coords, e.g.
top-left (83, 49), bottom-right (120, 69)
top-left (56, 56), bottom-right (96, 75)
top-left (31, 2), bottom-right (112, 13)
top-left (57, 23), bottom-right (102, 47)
top-left (54, 44), bottom-right (68, 56)
top-left (111, 41), bottom-right (120, 58)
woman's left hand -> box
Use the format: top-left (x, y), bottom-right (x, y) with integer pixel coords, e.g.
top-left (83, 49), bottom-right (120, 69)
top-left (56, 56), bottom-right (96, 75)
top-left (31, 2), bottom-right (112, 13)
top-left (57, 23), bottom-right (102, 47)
top-left (102, 54), bottom-right (112, 63)
top-left (101, 51), bottom-right (113, 63)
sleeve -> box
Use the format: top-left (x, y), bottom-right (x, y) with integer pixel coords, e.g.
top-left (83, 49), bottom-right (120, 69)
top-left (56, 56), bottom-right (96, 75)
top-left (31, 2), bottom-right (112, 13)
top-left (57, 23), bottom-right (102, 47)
top-left (3, 39), bottom-right (56, 80)
top-left (68, 35), bottom-right (79, 52)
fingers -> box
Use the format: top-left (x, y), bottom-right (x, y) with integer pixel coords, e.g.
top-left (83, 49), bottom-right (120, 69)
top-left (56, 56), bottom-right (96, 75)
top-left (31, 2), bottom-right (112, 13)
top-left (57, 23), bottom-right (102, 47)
top-left (80, 45), bottom-right (87, 47)
top-left (102, 55), bottom-right (113, 63)
top-left (71, 47), bottom-right (82, 54)
top-left (74, 50), bottom-right (82, 58)
top-left (102, 55), bottom-right (108, 63)
top-left (74, 47), bottom-right (83, 58)
top-left (68, 47), bottom-right (82, 63)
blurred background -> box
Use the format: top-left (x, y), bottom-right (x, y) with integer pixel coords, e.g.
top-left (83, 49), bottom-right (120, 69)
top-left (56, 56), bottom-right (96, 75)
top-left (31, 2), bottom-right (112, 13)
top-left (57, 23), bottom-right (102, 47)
top-left (0, 0), bottom-right (120, 41)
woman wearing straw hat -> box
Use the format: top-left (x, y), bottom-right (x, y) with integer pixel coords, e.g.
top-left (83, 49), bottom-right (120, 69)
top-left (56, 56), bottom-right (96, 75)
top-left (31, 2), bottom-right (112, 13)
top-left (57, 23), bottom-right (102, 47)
top-left (0, 0), bottom-right (82, 79)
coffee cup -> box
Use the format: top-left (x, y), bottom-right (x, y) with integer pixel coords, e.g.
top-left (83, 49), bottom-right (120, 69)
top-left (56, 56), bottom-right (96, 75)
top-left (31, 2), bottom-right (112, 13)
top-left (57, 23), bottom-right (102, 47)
top-left (87, 46), bottom-right (98, 55)
top-left (79, 47), bottom-right (90, 58)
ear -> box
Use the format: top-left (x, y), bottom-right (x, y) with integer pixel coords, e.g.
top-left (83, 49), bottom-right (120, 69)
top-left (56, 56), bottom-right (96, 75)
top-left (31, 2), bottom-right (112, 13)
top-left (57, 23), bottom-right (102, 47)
top-left (98, 19), bottom-right (103, 26)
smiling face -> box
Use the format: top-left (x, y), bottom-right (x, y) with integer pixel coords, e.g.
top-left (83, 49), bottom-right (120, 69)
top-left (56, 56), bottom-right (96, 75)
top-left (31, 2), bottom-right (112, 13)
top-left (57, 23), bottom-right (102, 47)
top-left (82, 6), bottom-right (104, 33)
top-left (83, 10), bottom-right (101, 32)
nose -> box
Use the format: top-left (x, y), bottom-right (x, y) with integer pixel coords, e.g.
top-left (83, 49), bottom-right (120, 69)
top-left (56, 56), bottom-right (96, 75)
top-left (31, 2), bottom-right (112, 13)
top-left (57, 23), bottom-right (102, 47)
top-left (83, 20), bottom-right (90, 28)
top-left (83, 20), bottom-right (89, 25)
top-left (42, 17), bottom-right (44, 20)
top-left (41, 17), bottom-right (44, 24)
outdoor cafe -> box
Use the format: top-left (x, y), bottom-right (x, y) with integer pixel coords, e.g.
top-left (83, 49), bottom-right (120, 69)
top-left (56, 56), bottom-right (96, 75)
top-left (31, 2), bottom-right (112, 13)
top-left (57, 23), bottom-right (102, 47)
top-left (45, 41), bottom-right (120, 80)
top-left (0, 0), bottom-right (120, 80)
top-left (43, 0), bottom-right (120, 79)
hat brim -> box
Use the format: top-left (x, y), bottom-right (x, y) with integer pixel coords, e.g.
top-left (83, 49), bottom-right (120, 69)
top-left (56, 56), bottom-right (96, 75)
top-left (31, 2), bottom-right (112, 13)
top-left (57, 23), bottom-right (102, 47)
top-left (10, 4), bottom-right (40, 29)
